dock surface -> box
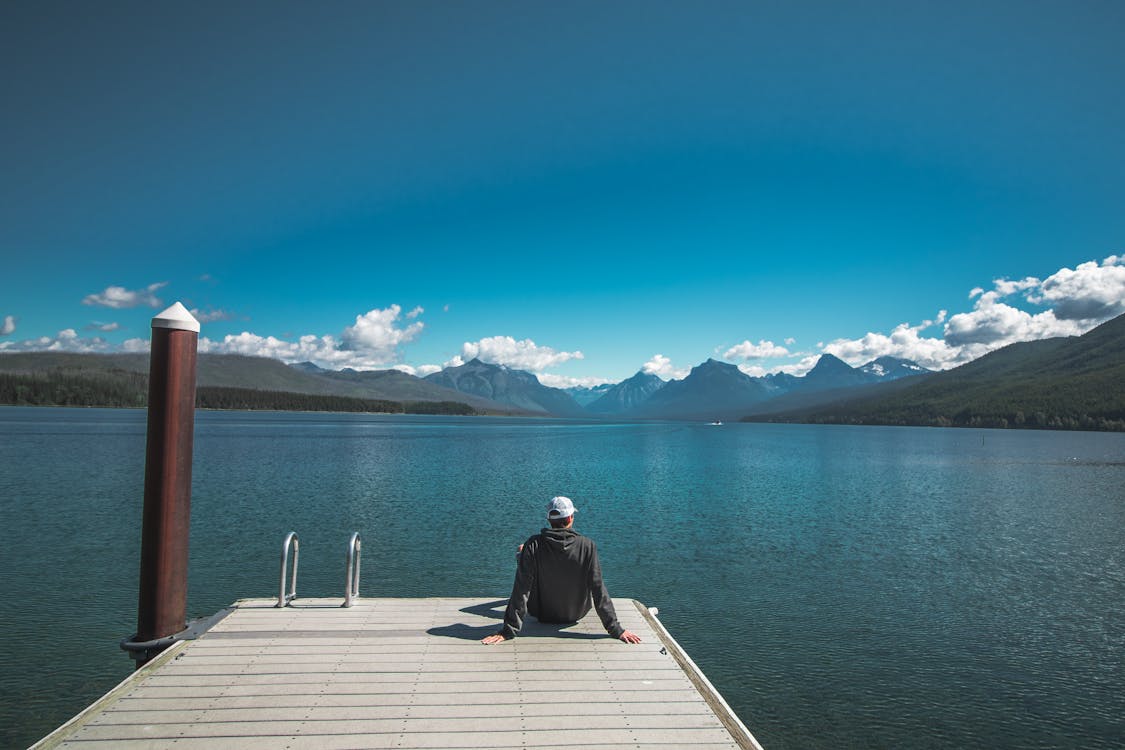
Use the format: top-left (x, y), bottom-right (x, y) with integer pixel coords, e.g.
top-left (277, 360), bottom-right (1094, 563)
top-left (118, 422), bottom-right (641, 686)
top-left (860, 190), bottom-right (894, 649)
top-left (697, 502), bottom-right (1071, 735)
top-left (37, 597), bottom-right (762, 749)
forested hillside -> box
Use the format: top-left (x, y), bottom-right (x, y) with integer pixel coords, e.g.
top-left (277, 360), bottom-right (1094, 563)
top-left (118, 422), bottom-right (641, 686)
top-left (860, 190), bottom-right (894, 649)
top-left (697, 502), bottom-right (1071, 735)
top-left (0, 352), bottom-right (513, 411)
top-left (0, 371), bottom-right (476, 415)
top-left (744, 313), bottom-right (1125, 431)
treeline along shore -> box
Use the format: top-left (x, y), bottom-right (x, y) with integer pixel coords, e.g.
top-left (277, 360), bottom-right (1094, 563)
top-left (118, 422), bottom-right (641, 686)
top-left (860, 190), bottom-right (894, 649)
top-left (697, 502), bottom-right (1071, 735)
top-left (744, 401), bottom-right (1125, 432)
top-left (0, 370), bottom-right (477, 416)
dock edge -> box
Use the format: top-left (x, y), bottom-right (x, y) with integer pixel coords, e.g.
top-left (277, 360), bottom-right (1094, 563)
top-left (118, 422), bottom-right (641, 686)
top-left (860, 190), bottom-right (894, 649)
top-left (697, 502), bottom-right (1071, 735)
top-left (634, 599), bottom-right (766, 750)
top-left (29, 639), bottom-right (191, 750)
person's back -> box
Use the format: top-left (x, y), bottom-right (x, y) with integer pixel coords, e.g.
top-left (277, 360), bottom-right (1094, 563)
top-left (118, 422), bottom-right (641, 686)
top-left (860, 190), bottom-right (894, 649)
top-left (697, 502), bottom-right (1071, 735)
top-left (521, 526), bottom-right (603, 625)
top-left (483, 496), bottom-right (641, 645)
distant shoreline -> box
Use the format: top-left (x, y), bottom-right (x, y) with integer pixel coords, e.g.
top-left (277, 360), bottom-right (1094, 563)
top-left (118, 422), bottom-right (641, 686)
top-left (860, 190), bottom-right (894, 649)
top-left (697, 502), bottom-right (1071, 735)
top-left (3, 402), bottom-right (1123, 434)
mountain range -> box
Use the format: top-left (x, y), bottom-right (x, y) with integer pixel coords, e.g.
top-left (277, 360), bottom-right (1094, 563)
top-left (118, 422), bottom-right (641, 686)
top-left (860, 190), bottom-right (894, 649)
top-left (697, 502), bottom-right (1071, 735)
top-left (3, 312), bottom-right (1122, 429)
top-left (616, 354), bottom-right (931, 420)
top-left (0, 349), bottom-right (930, 419)
top-left (413, 352), bottom-right (931, 419)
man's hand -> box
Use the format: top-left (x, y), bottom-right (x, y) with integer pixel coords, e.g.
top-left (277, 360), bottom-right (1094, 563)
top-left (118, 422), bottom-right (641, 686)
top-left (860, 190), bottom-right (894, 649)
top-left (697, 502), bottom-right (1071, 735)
top-left (481, 632), bottom-right (510, 645)
top-left (619, 630), bottom-right (642, 644)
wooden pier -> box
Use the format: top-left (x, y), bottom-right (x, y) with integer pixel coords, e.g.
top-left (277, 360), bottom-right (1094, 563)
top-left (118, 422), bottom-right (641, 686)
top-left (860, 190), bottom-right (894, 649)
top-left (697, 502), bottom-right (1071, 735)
top-left (35, 597), bottom-right (763, 749)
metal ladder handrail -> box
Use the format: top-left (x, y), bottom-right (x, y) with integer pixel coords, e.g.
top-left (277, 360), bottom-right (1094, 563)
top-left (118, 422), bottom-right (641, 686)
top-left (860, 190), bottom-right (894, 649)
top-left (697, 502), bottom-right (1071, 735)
top-left (277, 531), bottom-right (299, 607)
top-left (343, 532), bottom-right (361, 607)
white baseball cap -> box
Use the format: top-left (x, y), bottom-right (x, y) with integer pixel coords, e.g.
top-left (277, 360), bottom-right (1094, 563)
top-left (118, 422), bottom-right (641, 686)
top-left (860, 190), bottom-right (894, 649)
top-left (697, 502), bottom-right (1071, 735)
top-left (546, 496), bottom-right (577, 519)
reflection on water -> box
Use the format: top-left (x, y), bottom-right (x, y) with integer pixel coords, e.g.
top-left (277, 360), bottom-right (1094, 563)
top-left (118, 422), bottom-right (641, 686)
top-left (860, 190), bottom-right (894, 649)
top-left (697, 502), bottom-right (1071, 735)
top-left (1, 407), bottom-right (1123, 749)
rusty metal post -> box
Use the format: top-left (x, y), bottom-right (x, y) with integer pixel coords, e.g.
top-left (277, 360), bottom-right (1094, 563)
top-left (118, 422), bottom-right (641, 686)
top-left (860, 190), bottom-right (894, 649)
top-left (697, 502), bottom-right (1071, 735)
top-left (130, 302), bottom-right (200, 664)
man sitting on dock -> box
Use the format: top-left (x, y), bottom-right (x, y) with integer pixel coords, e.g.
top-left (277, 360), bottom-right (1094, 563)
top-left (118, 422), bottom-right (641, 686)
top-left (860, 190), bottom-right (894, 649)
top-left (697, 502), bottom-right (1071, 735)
top-left (482, 496), bottom-right (642, 645)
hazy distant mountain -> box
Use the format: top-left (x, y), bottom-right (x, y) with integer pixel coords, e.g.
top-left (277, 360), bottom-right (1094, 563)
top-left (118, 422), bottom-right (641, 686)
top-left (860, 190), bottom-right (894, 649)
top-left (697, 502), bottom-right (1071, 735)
top-left (744, 313), bottom-right (1125, 430)
top-left (566, 382), bottom-right (614, 406)
top-left (585, 371), bottom-right (665, 414)
top-left (424, 358), bottom-right (586, 417)
top-left (622, 354), bottom-right (930, 420)
top-left (739, 355), bottom-right (931, 417)
top-left (585, 371), bottom-right (661, 413)
top-left (860, 356), bottom-right (931, 381)
top-left (793, 353), bottom-right (929, 393)
top-left (628, 359), bottom-right (772, 419)
top-left (762, 371), bottom-right (801, 394)
top-left (797, 353), bottom-right (870, 392)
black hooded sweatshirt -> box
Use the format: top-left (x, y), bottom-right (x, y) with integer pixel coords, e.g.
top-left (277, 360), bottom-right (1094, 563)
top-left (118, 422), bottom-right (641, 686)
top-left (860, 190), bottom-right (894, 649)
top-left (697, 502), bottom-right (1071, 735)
top-left (501, 527), bottom-right (623, 639)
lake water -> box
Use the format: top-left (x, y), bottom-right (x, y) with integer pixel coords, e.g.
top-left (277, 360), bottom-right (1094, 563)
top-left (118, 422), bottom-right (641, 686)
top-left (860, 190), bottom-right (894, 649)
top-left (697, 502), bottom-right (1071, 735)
top-left (1, 406), bottom-right (1123, 749)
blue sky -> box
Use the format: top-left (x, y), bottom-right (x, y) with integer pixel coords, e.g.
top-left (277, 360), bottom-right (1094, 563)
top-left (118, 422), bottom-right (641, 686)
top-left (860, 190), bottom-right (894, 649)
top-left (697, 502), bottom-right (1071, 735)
top-left (3, 1), bottom-right (1124, 386)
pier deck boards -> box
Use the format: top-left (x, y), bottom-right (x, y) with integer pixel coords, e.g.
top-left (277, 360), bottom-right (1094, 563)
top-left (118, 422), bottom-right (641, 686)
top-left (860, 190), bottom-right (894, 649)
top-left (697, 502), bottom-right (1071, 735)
top-left (37, 598), bottom-right (762, 749)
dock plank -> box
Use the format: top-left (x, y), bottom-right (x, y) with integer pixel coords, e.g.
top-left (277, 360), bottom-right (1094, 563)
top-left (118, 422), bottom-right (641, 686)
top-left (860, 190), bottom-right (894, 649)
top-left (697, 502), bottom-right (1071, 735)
top-left (92, 701), bottom-right (720, 723)
top-left (37, 598), bottom-right (762, 750)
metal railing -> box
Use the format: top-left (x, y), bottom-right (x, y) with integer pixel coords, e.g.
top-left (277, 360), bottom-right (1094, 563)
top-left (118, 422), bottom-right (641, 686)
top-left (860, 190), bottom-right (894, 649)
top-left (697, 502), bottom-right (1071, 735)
top-left (277, 531), bottom-right (299, 607)
top-left (275, 531), bottom-right (363, 607)
top-left (343, 532), bottom-right (362, 607)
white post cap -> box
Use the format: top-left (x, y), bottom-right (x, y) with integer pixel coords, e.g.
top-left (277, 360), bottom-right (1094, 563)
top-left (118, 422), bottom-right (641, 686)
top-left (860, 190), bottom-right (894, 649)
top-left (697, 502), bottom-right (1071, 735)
top-left (151, 302), bottom-right (201, 333)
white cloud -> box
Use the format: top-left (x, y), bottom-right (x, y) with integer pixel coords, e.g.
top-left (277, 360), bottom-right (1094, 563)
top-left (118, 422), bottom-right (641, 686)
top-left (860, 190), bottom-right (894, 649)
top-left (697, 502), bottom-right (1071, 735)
top-left (200, 332), bottom-right (333, 363)
top-left (82, 282), bottom-right (167, 309)
top-left (735, 349), bottom-right (833, 377)
top-left (735, 355), bottom-right (822, 378)
top-left (642, 354), bottom-right (688, 380)
top-left (1, 315), bottom-right (15, 336)
top-left (993, 277), bottom-right (1040, 296)
top-left (405, 306), bottom-right (424, 319)
top-left (122, 338), bottom-right (150, 352)
top-left (946, 256), bottom-right (1124, 347)
top-left (943, 300), bottom-right (1083, 348)
top-left (824, 314), bottom-right (970, 370)
top-left (774, 354), bottom-right (823, 377)
top-left (341, 305), bottom-right (424, 358)
top-left (536, 373), bottom-right (616, 389)
top-left (85, 322), bottom-right (120, 332)
top-left (392, 363), bottom-right (442, 377)
top-left (1028, 255), bottom-right (1125, 321)
top-left (822, 255), bottom-right (1124, 371)
top-left (940, 256), bottom-right (1125, 348)
top-left (451, 336), bottom-right (583, 372)
top-left (200, 332), bottom-right (371, 368)
top-left (784, 337), bottom-right (796, 346)
top-left (0, 328), bottom-right (112, 353)
top-left (724, 339), bottom-right (791, 361)
top-left (736, 363), bottom-right (768, 377)
top-left (200, 305), bottom-right (425, 369)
